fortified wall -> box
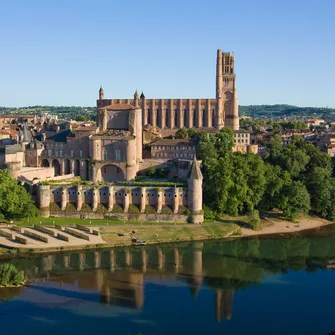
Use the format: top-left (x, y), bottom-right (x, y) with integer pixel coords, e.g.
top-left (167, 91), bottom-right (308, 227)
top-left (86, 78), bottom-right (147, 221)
top-left (38, 183), bottom-right (203, 224)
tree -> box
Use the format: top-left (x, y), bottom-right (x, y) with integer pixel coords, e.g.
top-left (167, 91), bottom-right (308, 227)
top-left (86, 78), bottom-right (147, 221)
top-left (187, 128), bottom-right (197, 138)
top-left (0, 263), bottom-right (25, 286)
top-left (145, 166), bottom-right (155, 177)
top-left (199, 128), bottom-right (267, 215)
top-left (175, 128), bottom-right (188, 139)
top-left (279, 181), bottom-right (311, 220)
top-left (75, 114), bottom-right (90, 121)
top-left (248, 210), bottom-right (261, 230)
top-left (259, 164), bottom-right (290, 211)
top-left (0, 170), bottom-right (39, 220)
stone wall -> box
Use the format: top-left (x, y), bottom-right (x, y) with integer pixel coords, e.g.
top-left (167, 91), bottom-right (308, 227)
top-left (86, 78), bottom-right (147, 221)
top-left (36, 183), bottom-right (203, 223)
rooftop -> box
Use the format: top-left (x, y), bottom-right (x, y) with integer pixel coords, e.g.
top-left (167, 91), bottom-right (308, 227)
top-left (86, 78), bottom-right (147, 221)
top-left (152, 138), bottom-right (199, 146)
top-left (99, 103), bottom-right (135, 111)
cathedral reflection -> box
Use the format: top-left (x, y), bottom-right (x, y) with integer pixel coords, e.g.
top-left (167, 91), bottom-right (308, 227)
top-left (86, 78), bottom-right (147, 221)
top-left (13, 242), bottom-right (234, 320)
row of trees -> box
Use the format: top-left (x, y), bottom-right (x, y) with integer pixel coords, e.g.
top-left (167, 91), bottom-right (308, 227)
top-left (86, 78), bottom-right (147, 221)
top-left (240, 118), bottom-right (308, 134)
top-left (198, 128), bottom-right (335, 220)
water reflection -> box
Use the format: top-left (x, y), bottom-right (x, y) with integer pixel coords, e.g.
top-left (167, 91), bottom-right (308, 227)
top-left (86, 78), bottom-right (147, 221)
top-left (2, 234), bottom-right (335, 330)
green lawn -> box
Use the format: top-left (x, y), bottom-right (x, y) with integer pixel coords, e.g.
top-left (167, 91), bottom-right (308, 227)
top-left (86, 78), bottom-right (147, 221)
top-left (13, 217), bottom-right (186, 227)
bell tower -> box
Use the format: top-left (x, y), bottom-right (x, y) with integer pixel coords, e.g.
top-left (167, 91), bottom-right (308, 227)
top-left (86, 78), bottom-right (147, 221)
top-left (215, 50), bottom-right (239, 130)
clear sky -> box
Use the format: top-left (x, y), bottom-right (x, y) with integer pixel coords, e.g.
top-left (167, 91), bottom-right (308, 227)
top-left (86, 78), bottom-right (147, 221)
top-left (1, 0), bottom-right (334, 107)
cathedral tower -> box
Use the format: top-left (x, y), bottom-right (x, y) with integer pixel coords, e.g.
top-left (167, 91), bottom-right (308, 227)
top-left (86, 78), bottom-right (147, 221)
top-left (99, 86), bottom-right (104, 100)
top-left (216, 49), bottom-right (239, 130)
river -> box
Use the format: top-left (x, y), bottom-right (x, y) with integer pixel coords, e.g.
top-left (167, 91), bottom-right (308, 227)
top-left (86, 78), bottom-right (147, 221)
top-left (1, 231), bottom-right (335, 334)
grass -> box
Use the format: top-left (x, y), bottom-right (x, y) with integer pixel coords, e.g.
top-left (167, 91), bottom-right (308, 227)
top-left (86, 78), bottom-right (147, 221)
top-left (13, 217), bottom-right (186, 227)
top-left (100, 223), bottom-right (238, 246)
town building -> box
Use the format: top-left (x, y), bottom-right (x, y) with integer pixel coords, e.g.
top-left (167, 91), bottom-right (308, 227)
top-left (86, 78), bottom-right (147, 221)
top-left (150, 138), bottom-right (198, 159)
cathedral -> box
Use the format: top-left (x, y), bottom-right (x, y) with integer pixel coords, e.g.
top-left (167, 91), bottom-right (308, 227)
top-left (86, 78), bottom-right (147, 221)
top-left (97, 49), bottom-right (239, 134)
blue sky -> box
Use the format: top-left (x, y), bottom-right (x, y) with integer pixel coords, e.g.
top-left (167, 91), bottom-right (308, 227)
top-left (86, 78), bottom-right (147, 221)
top-left (1, 0), bottom-right (334, 107)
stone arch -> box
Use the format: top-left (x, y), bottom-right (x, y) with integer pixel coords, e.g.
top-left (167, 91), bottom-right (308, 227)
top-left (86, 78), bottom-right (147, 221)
top-left (64, 159), bottom-right (71, 175)
top-left (74, 159), bottom-right (80, 176)
top-left (52, 159), bottom-right (60, 176)
top-left (100, 164), bottom-right (125, 182)
top-left (41, 159), bottom-right (50, 168)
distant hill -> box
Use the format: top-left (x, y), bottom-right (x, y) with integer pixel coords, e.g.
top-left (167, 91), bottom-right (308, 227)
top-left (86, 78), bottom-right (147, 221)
top-left (239, 104), bottom-right (335, 119)
top-left (0, 106), bottom-right (96, 121)
top-left (1, 104), bottom-right (335, 121)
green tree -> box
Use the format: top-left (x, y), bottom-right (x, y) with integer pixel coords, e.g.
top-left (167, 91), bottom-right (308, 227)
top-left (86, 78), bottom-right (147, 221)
top-left (0, 170), bottom-right (39, 220)
top-left (259, 164), bottom-right (291, 211)
top-left (248, 210), bottom-right (261, 230)
top-left (199, 128), bottom-right (266, 215)
top-left (75, 114), bottom-right (90, 121)
top-left (175, 127), bottom-right (188, 139)
top-left (145, 166), bottom-right (155, 177)
top-left (279, 181), bottom-right (311, 220)
top-left (187, 128), bottom-right (197, 138)
top-left (0, 263), bottom-right (25, 286)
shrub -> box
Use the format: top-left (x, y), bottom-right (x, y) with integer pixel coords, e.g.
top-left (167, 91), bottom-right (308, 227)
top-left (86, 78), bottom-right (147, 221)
top-left (231, 227), bottom-right (242, 236)
top-left (112, 204), bottom-right (124, 213)
top-left (178, 205), bottom-right (191, 215)
top-left (144, 205), bottom-right (156, 214)
top-left (203, 205), bottom-right (219, 220)
top-left (0, 263), bottom-right (25, 287)
top-left (128, 204), bottom-right (140, 214)
top-left (146, 166), bottom-right (156, 176)
top-left (65, 203), bottom-right (77, 212)
top-left (96, 203), bottom-right (107, 214)
top-left (160, 205), bottom-right (173, 214)
top-left (50, 202), bottom-right (61, 212)
top-left (80, 203), bottom-right (92, 212)
top-left (156, 168), bottom-right (168, 177)
top-left (248, 210), bottom-right (261, 230)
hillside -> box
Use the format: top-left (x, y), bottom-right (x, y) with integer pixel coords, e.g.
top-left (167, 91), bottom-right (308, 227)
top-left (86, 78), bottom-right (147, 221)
top-left (1, 104), bottom-right (335, 121)
top-left (239, 104), bottom-right (335, 119)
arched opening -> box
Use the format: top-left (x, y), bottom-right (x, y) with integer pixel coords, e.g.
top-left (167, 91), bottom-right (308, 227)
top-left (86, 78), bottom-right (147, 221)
top-left (64, 159), bottom-right (71, 175)
top-left (41, 159), bottom-right (50, 168)
top-left (74, 159), bottom-right (80, 176)
top-left (81, 160), bottom-right (89, 180)
top-left (52, 159), bottom-right (60, 176)
top-left (101, 164), bottom-right (125, 182)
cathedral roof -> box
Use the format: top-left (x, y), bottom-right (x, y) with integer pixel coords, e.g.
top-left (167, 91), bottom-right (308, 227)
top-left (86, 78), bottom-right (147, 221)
top-left (98, 103), bottom-right (135, 110)
top-left (188, 157), bottom-right (203, 180)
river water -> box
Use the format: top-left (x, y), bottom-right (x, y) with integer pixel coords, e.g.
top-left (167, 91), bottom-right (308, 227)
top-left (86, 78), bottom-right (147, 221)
top-left (1, 232), bottom-right (335, 335)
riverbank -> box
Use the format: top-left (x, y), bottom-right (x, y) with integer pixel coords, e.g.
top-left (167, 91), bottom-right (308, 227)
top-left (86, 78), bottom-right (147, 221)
top-left (100, 223), bottom-right (238, 246)
top-left (240, 216), bottom-right (334, 237)
top-left (0, 216), bottom-right (334, 257)
top-left (0, 223), bottom-right (239, 257)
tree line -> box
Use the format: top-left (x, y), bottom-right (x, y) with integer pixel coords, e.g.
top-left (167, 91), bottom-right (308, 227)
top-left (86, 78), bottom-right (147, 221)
top-left (198, 127), bottom-right (335, 220)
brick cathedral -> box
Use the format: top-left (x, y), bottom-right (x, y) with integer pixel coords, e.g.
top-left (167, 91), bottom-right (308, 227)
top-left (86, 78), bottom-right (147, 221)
top-left (97, 49), bottom-right (239, 134)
